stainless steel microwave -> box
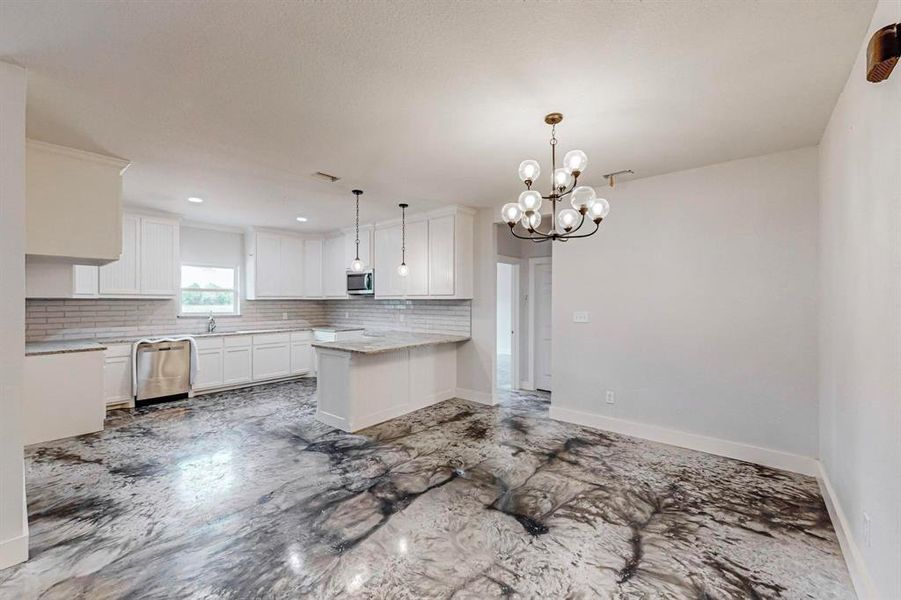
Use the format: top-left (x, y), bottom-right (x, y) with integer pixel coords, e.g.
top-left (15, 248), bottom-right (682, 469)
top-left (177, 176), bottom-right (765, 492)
top-left (346, 269), bottom-right (374, 295)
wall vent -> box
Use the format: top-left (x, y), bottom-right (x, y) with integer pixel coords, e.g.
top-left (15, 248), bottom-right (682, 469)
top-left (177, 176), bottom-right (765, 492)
top-left (313, 171), bottom-right (341, 183)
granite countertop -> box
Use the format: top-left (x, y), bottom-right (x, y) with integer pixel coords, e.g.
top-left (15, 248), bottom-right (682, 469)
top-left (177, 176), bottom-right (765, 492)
top-left (26, 340), bottom-right (108, 356)
top-left (312, 326), bottom-right (365, 333)
top-left (311, 332), bottom-right (470, 354)
top-left (95, 326), bottom-right (317, 345)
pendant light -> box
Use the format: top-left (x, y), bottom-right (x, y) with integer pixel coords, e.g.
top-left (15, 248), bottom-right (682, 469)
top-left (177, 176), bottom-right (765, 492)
top-left (349, 189), bottom-right (365, 272)
top-left (397, 203), bottom-right (409, 277)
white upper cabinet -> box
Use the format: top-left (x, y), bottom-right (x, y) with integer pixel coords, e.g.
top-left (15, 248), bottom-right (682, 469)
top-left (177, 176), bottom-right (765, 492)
top-left (98, 213), bottom-right (178, 297)
top-left (323, 235), bottom-right (347, 298)
top-left (26, 140), bottom-right (130, 265)
top-left (303, 239), bottom-right (323, 298)
top-left (245, 229), bottom-right (307, 299)
top-left (372, 207), bottom-right (473, 299)
top-left (139, 216), bottom-right (179, 295)
top-left (25, 260), bottom-right (99, 298)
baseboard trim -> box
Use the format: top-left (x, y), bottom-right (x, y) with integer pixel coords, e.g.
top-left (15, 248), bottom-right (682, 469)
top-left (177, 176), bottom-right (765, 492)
top-left (816, 463), bottom-right (876, 600)
top-left (455, 387), bottom-right (497, 405)
top-left (548, 405), bottom-right (818, 476)
top-left (0, 531), bottom-right (28, 570)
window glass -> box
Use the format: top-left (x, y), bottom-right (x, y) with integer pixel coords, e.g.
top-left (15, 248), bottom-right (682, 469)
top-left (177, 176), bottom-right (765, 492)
top-left (180, 265), bottom-right (238, 315)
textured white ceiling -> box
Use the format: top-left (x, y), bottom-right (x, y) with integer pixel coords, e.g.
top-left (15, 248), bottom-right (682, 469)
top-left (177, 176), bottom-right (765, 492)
top-left (0, 0), bottom-right (875, 231)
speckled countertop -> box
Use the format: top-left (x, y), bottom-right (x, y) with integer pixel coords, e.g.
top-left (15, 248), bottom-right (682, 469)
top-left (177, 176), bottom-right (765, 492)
top-left (311, 332), bottom-right (470, 354)
top-left (94, 327), bottom-right (318, 344)
top-left (26, 340), bottom-right (108, 356)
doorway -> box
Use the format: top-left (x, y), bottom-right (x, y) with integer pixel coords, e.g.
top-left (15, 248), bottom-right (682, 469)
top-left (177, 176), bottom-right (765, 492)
top-left (496, 260), bottom-right (519, 390)
top-left (529, 257), bottom-right (552, 392)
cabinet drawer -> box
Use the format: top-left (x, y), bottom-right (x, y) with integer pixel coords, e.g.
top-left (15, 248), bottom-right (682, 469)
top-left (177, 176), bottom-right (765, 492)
top-left (253, 332), bottom-right (290, 346)
top-left (224, 335), bottom-right (253, 348)
top-left (290, 330), bottom-right (313, 343)
top-left (104, 343), bottom-right (133, 358)
top-left (195, 336), bottom-right (223, 351)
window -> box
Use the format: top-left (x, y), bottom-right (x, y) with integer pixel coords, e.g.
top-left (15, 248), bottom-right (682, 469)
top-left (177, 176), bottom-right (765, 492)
top-left (180, 265), bottom-right (239, 315)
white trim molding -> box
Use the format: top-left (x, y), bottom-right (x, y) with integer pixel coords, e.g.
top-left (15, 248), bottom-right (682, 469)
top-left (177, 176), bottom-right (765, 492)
top-left (455, 387), bottom-right (497, 406)
top-left (548, 405), bottom-right (818, 476)
top-left (816, 463), bottom-right (877, 600)
top-left (0, 531), bottom-right (28, 570)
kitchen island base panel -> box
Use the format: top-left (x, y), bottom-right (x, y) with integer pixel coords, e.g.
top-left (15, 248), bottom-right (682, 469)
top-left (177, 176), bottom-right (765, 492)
top-left (316, 343), bottom-right (457, 432)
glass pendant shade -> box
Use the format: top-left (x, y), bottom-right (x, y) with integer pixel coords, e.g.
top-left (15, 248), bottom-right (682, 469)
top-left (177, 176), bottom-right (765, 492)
top-left (563, 149), bottom-right (588, 174)
top-left (522, 210), bottom-right (542, 231)
top-left (518, 160), bottom-right (540, 183)
top-left (397, 263), bottom-right (409, 277)
top-left (588, 197), bottom-right (610, 220)
top-left (501, 202), bottom-right (524, 225)
top-left (553, 168), bottom-right (572, 190)
top-left (518, 190), bottom-right (542, 212)
top-left (570, 185), bottom-right (597, 210)
top-left (558, 208), bottom-right (580, 231)
top-left (350, 258), bottom-right (365, 272)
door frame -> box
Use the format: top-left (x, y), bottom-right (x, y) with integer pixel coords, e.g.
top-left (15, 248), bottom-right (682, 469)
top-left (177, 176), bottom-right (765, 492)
top-left (528, 256), bottom-right (552, 391)
top-left (496, 256), bottom-right (521, 390)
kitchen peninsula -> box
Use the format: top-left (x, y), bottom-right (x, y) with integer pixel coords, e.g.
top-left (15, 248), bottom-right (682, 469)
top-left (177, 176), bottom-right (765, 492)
top-left (313, 331), bottom-right (469, 432)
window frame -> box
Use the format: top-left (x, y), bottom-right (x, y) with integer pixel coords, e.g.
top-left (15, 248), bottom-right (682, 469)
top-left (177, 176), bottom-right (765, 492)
top-left (178, 263), bottom-right (241, 317)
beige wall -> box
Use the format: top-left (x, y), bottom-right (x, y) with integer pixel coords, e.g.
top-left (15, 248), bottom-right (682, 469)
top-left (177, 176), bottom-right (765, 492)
top-left (551, 146), bottom-right (820, 457)
top-left (818, 1), bottom-right (901, 596)
top-left (0, 61), bottom-right (28, 569)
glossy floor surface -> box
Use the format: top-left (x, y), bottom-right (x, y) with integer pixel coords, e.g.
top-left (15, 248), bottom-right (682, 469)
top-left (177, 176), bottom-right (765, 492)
top-left (1, 380), bottom-right (853, 599)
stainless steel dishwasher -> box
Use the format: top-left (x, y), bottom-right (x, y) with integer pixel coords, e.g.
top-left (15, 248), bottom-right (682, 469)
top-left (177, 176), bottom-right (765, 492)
top-left (135, 340), bottom-right (191, 401)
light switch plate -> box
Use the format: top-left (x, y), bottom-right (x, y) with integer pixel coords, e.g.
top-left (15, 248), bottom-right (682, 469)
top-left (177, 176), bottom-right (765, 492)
top-left (573, 311), bottom-right (589, 323)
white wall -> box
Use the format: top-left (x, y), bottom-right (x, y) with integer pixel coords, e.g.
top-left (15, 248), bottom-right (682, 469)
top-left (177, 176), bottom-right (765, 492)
top-left (496, 263), bottom-right (512, 355)
top-left (0, 61), bottom-right (29, 569)
top-left (818, 1), bottom-right (901, 597)
top-left (551, 147), bottom-right (820, 460)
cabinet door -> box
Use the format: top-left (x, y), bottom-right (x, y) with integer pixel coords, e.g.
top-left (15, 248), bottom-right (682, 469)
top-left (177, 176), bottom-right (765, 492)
top-left (194, 348), bottom-right (224, 390)
top-left (103, 355), bottom-right (132, 405)
top-left (405, 220), bottom-right (429, 296)
top-left (73, 265), bottom-right (99, 297)
top-left (290, 341), bottom-right (313, 375)
top-left (99, 214), bottom-right (140, 295)
top-left (140, 217), bottom-right (178, 295)
top-left (223, 340), bottom-right (253, 385)
top-left (281, 236), bottom-right (304, 297)
top-left (252, 343), bottom-right (291, 381)
top-left (303, 239), bottom-right (323, 298)
top-left (323, 236), bottom-right (346, 298)
top-left (428, 215), bottom-right (455, 295)
top-left (254, 232), bottom-right (282, 297)
top-left (374, 225), bottom-right (403, 296)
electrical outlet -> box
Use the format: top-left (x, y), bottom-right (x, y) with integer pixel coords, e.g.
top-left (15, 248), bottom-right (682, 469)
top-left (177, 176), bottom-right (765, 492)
top-left (863, 512), bottom-right (872, 547)
top-left (573, 311), bottom-right (590, 323)
top-left (282, 312), bottom-right (288, 320)
top-left (605, 390), bottom-right (615, 404)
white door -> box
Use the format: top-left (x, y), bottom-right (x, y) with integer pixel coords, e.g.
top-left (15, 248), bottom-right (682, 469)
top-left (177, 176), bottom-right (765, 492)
top-left (428, 215), bottom-right (455, 295)
top-left (139, 217), bottom-right (178, 295)
top-left (194, 348), bottom-right (224, 390)
top-left (281, 236), bottom-right (305, 297)
top-left (99, 214), bottom-right (140, 295)
top-left (323, 236), bottom-right (346, 298)
top-left (405, 220), bottom-right (429, 296)
top-left (291, 341), bottom-right (313, 375)
top-left (374, 225), bottom-right (403, 297)
top-left (532, 258), bottom-right (552, 391)
top-left (223, 337), bottom-right (253, 385)
top-left (303, 239), bottom-right (323, 298)
top-left (254, 232), bottom-right (282, 297)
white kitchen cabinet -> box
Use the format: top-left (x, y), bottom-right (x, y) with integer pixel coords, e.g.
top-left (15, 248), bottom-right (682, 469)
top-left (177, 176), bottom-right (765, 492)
top-left (98, 213), bottom-right (179, 297)
top-left (252, 333), bottom-right (291, 380)
top-left (103, 344), bottom-right (133, 407)
top-left (428, 214), bottom-right (455, 296)
top-left (223, 336), bottom-right (253, 386)
top-left (245, 230), bottom-right (307, 299)
top-left (99, 214), bottom-right (141, 295)
top-left (139, 216), bottom-right (179, 295)
top-left (194, 337), bottom-right (225, 391)
top-left (290, 331), bottom-right (314, 375)
top-left (323, 235), bottom-right (347, 298)
top-left (374, 224), bottom-right (404, 297)
top-left (405, 220), bottom-right (429, 296)
top-left (303, 239), bottom-right (323, 298)
top-left (25, 259), bottom-right (99, 298)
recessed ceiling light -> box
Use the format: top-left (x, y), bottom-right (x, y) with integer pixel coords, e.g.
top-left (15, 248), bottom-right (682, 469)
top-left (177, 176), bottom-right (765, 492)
top-left (187, 197), bottom-right (204, 203)
top-left (296, 217), bottom-right (308, 222)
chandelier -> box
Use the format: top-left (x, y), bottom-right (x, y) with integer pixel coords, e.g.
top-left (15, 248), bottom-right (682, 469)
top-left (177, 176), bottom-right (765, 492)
top-left (501, 112), bottom-right (610, 242)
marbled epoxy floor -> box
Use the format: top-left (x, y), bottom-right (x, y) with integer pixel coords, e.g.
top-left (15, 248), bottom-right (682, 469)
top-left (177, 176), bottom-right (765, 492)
top-left (0, 380), bottom-right (853, 599)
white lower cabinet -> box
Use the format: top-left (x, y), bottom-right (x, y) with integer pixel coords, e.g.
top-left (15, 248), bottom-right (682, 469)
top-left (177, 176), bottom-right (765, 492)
top-left (252, 333), bottom-right (291, 381)
top-left (223, 336), bottom-right (253, 386)
top-left (103, 344), bottom-right (133, 406)
top-left (290, 331), bottom-right (314, 375)
top-left (194, 337), bottom-right (225, 391)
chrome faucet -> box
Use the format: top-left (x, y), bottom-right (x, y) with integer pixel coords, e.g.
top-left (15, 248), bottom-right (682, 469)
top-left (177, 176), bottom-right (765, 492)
top-left (207, 312), bottom-right (217, 333)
